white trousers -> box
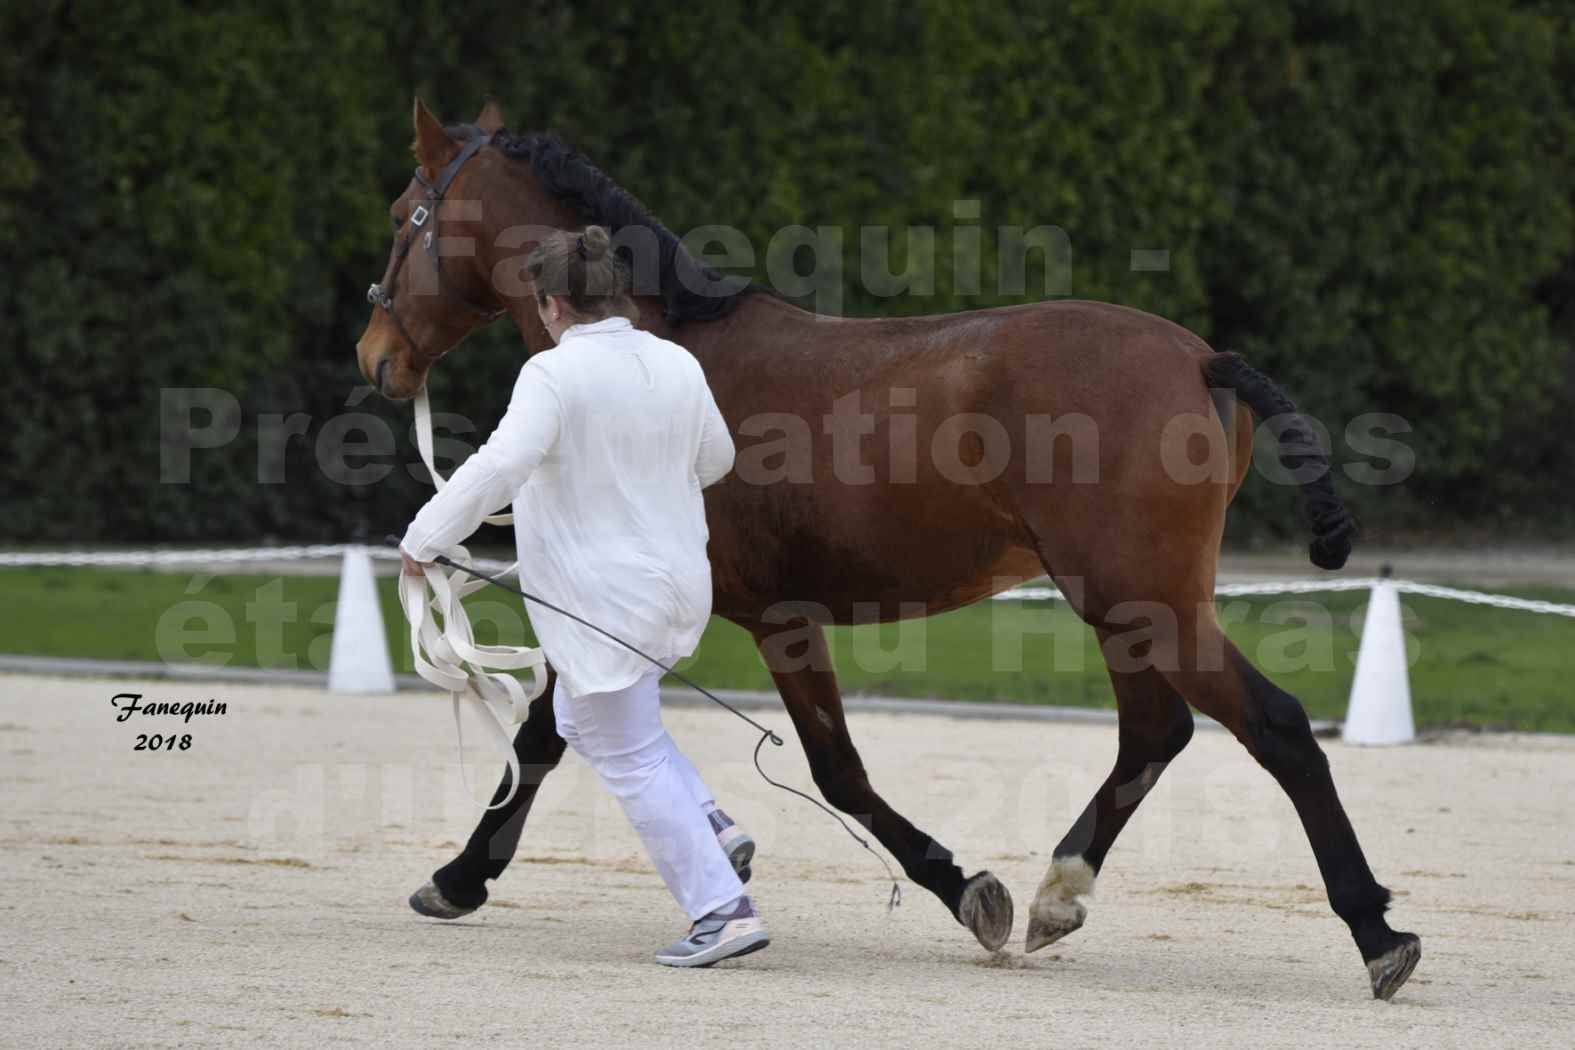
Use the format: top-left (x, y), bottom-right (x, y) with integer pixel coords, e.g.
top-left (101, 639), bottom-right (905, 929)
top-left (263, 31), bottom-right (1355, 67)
top-left (553, 669), bottom-right (744, 920)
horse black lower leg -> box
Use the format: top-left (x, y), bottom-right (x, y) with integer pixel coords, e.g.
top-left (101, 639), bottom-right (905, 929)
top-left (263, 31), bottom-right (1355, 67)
top-left (1027, 645), bottom-right (1194, 951)
top-left (421, 675), bottom-right (567, 915)
top-left (1168, 625), bottom-right (1421, 1000)
top-left (748, 620), bottom-right (1013, 951)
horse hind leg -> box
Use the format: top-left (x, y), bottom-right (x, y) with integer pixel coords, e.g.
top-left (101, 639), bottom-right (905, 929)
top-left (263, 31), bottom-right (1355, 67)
top-left (1026, 634), bottom-right (1195, 952)
top-left (748, 619), bottom-right (1014, 951)
top-left (1162, 611), bottom-right (1421, 1000)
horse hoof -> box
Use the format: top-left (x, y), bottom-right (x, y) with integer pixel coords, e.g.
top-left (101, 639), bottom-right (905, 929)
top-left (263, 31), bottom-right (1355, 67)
top-left (1024, 909), bottom-right (1085, 953)
top-left (1367, 933), bottom-right (1421, 1001)
top-left (409, 880), bottom-right (478, 920)
top-left (957, 871), bottom-right (1014, 952)
top-left (1026, 855), bottom-right (1093, 953)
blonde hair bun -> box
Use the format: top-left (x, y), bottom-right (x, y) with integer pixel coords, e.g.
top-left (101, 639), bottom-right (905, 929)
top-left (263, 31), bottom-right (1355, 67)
top-left (581, 225), bottom-right (611, 260)
top-left (524, 225), bottom-right (634, 321)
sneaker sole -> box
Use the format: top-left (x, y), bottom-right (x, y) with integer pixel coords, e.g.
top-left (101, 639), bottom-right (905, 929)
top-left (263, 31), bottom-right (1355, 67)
top-left (656, 929), bottom-right (771, 969)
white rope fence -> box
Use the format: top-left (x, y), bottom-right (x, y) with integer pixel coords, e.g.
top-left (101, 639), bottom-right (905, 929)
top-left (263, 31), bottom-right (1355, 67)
top-left (1377, 580), bottom-right (1575, 619)
top-left (993, 578), bottom-right (1575, 618)
top-left (7, 546), bottom-right (1572, 616)
top-left (5, 543), bottom-right (1574, 746)
top-left (0, 544), bottom-right (362, 566)
top-left (0, 545), bottom-right (516, 575)
top-left (986, 571), bottom-right (1575, 746)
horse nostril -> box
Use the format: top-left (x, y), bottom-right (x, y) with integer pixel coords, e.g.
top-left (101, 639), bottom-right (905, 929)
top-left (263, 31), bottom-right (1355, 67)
top-left (375, 357), bottom-right (389, 393)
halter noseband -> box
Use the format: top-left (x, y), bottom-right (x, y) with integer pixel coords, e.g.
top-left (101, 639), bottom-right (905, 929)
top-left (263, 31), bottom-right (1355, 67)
top-left (367, 131), bottom-right (504, 362)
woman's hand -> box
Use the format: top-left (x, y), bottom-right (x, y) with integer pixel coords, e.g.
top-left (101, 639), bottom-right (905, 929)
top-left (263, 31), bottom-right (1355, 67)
top-left (400, 549), bottom-right (433, 577)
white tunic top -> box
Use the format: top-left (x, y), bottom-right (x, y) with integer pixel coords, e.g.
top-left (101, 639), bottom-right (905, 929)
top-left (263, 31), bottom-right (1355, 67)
top-left (400, 316), bottom-right (735, 699)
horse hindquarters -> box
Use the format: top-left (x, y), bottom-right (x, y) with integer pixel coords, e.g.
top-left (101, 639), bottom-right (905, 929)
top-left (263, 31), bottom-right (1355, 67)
top-left (1021, 534), bottom-right (1419, 996)
top-left (1001, 337), bottom-right (1417, 998)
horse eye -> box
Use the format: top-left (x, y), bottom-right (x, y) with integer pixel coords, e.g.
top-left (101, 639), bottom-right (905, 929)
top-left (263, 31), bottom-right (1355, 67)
top-left (393, 215), bottom-right (406, 230)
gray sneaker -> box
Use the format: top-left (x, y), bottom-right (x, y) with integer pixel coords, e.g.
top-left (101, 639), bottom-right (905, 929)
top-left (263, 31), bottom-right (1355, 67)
top-left (655, 896), bottom-right (770, 968)
top-left (709, 808), bottom-right (755, 884)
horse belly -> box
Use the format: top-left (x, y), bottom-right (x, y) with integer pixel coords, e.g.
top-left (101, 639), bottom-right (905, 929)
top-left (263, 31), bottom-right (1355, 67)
top-left (711, 486), bottom-right (1040, 625)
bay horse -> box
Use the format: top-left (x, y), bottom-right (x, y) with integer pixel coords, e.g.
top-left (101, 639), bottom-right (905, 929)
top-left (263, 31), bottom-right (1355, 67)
top-left (356, 99), bottom-right (1419, 1000)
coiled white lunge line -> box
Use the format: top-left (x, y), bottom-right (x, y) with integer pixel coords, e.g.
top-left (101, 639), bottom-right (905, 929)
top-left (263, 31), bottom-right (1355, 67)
top-left (399, 389), bottom-right (545, 811)
top-left (398, 543), bottom-right (549, 810)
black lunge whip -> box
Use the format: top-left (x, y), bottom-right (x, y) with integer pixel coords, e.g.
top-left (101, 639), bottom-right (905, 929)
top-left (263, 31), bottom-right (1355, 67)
top-left (386, 537), bottom-right (902, 911)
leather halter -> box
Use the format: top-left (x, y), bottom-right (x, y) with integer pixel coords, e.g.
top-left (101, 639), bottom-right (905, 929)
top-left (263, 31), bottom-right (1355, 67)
top-left (367, 131), bottom-right (504, 363)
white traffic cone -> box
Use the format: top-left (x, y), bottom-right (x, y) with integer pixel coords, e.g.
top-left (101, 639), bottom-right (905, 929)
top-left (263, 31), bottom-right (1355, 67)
top-left (328, 545), bottom-right (396, 694)
top-left (1342, 569), bottom-right (1415, 745)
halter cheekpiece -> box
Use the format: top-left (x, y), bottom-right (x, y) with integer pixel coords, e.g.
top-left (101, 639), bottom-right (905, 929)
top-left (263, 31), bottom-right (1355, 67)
top-left (367, 130), bottom-right (504, 361)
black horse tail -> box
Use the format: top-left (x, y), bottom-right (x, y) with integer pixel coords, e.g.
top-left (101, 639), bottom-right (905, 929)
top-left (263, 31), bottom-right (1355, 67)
top-left (1203, 351), bottom-right (1357, 570)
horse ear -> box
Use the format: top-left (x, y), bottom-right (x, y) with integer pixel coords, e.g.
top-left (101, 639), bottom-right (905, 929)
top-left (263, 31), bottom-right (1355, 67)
top-left (475, 96), bottom-right (506, 133)
top-left (411, 97), bottom-right (459, 177)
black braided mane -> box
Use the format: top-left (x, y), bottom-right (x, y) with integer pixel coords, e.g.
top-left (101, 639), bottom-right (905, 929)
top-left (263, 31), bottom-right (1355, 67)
top-left (479, 127), bottom-right (750, 325)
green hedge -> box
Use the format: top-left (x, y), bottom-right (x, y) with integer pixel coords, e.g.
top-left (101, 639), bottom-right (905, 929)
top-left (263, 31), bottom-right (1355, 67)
top-left (3, 0), bottom-right (1571, 544)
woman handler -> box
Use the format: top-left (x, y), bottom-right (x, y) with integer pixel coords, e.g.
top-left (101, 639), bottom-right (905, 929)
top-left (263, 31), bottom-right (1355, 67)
top-left (399, 225), bottom-right (766, 968)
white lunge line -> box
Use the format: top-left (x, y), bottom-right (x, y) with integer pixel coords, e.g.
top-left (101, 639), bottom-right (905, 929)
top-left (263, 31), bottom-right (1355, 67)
top-left (398, 389), bottom-right (548, 809)
top-left (412, 387), bottom-right (514, 528)
top-left (397, 543), bottom-right (550, 810)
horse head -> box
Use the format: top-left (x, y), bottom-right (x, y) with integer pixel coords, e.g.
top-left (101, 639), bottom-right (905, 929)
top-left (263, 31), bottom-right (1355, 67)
top-left (356, 97), bottom-right (539, 400)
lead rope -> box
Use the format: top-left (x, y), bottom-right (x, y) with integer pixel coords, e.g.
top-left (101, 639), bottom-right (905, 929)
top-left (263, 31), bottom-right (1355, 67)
top-left (396, 542), bottom-right (549, 811)
top-left (413, 388), bottom-right (513, 527)
top-left (403, 390), bottom-right (542, 811)
top-left (749, 736), bottom-right (903, 913)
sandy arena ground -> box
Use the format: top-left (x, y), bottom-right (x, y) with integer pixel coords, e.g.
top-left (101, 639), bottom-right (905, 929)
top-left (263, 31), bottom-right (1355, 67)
top-left (2, 673), bottom-right (1573, 1049)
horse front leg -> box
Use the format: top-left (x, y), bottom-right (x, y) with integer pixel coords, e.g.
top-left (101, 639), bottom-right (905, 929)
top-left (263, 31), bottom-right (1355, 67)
top-left (747, 619), bottom-right (1013, 951)
top-left (411, 670), bottom-right (567, 918)
top-left (1028, 637), bottom-right (1195, 951)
